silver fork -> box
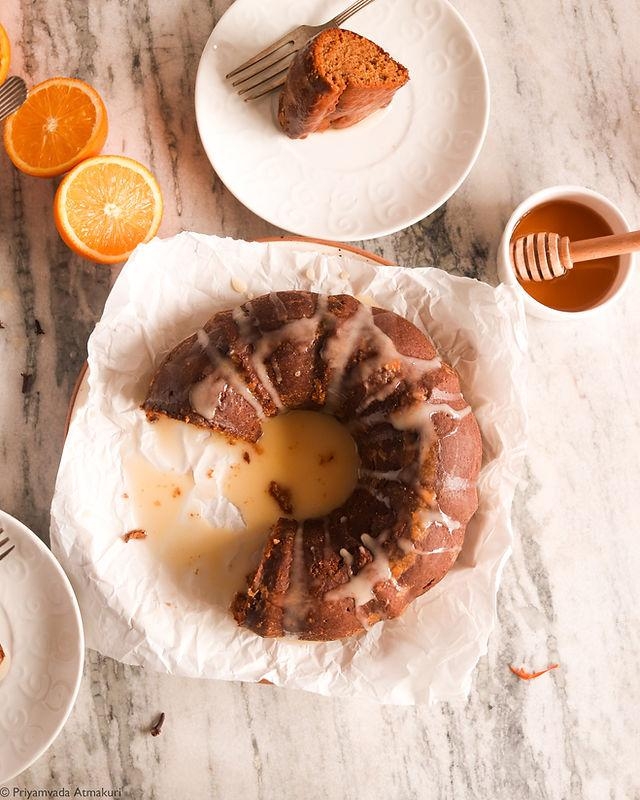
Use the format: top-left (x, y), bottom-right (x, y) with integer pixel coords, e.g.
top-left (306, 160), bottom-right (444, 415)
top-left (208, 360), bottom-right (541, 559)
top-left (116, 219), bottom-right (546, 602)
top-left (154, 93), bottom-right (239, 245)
top-left (226, 0), bottom-right (378, 101)
top-left (0, 529), bottom-right (15, 562)
top-left (0, 76), bottom-right (27, 122)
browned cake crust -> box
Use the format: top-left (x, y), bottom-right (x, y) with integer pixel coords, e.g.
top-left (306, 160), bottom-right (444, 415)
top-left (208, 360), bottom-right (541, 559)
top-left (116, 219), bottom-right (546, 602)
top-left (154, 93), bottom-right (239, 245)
top-left (143, 291), bottom-right (482, 641)
top-left (278, 28), bottom-right (409, 139)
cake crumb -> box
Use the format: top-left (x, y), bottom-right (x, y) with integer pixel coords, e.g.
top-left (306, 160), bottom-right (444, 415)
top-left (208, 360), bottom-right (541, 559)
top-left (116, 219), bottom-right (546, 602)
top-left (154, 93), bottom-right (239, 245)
top-left (243, 451), bottom-right (251, 463)
top-left (34, 319), bottom-right (45, 335)
top-left (150, 712), bottom-right (166, 737)
top-left (319, 452), bottom-right (335, 465)
top-left (206, 468), bottom-right (214, 478)
top-left (122, 529), bottom-right (147, 543)
top-left (172, 486), bottom-right (181, 498)
top-left (122, 493), bottom-right (129, 499)
top-left (268, 481), bottom-right (294, 515)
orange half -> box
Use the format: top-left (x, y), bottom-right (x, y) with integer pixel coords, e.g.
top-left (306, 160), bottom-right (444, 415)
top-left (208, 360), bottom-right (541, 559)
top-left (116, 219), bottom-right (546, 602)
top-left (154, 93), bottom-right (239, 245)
top-left (53, 155), bottom-right (163, 264)
top-left (0, 23), bottom-right (10, 86)
top-left (3, 76), bottom-right (108, 177)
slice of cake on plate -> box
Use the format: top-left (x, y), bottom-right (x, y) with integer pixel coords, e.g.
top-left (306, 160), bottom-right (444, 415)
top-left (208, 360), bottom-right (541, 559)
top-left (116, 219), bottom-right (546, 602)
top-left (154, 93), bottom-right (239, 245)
top-left (278, 28), bottom-right (409, 139)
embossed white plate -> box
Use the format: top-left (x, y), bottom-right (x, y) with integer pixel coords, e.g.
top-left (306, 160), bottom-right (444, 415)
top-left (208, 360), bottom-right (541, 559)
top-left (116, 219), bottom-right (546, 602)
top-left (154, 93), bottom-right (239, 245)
top-left (195, 0), bottom-right (489, 240)
top-left (0, 510), bottom-right (84, 784)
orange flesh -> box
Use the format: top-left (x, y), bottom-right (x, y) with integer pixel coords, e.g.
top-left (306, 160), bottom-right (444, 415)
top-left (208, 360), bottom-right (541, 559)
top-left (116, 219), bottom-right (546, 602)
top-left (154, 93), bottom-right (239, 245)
top-left (11, 85), bottom-right (98, 166)
top-left (63, 161), bottom-right (158, 256)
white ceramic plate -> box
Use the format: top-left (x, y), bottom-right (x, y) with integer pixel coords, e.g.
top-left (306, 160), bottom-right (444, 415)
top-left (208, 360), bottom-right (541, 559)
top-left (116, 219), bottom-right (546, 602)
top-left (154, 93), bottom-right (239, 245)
top-left (195, 0), bottom-right (490, 240)
top-left (0, 510), bottom-right (84, 784)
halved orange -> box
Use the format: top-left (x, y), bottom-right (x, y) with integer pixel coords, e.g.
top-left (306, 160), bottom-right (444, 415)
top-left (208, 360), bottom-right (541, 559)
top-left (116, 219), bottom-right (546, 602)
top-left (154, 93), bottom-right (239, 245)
top-left (0, 23), bottom-right (10, 86)
top-left (53, 155), bottom-right (163, 264)
top-left (3, 76), bottom-right (108, 177)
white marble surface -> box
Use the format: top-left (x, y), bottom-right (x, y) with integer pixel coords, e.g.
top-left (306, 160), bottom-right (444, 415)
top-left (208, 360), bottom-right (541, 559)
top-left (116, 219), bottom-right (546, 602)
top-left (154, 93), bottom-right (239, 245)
top-left (1, 0), bottom-right (639, 797)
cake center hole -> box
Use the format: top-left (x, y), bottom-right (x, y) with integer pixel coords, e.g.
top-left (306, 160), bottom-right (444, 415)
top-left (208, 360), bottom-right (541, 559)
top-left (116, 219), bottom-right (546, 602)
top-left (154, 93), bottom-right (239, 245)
top-left (223, 410), bottom-right (359, 531)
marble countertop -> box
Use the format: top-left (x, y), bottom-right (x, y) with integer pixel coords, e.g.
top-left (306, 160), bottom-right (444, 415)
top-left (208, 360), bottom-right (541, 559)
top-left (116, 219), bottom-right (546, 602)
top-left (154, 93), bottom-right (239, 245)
top-left (1, 0), bottom-right (639, 797)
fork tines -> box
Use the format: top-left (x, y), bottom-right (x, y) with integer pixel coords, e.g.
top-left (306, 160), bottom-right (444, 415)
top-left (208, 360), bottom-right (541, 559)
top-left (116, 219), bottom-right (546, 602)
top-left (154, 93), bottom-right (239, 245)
top-left (0, 76), bottom-right (27, 121)
top-left (226, 32), bottom-right (300, 102)
top-left (225, 0), bottom-right (378, 101)
top-left (236, 57), bottom-right (295, 101)
top-left (0, 531), bottom-right (15, 562)
top-left (226, 31), bottom-right (296, 81)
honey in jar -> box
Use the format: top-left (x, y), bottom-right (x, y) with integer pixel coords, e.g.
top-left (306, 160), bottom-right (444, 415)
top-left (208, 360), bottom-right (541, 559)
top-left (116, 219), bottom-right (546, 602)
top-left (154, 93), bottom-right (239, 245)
top-left (510, 200), bottom-right (620, 312)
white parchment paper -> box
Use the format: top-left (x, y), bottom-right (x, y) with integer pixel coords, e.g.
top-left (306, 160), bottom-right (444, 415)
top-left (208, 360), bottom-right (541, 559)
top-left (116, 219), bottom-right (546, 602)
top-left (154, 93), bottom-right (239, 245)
top-left (51, 233), bottom-right (527, 705)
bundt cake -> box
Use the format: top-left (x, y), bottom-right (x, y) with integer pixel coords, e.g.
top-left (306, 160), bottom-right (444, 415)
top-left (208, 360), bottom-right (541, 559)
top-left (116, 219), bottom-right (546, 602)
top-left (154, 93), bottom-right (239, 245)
top-left (143, 291), bottom-right (482, 641)
top-left (278, 28), bottom-right (409, 139)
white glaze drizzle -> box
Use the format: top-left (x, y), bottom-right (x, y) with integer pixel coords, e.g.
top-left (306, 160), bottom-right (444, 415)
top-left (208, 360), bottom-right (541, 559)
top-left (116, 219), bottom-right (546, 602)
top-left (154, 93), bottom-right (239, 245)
top-left (361, 483), bottom-right (393, 509)
top-left (429, 388), bottom-right (464, 403)
top-left (355, 376), bottom-right (403, 414)
top-left (231, 306), bottom-right (284, 411)
top-left (323, 518), bottom-right (335, 563)
top-left (357, 467), bottom-right (405, 482)
top-left (398, 538), bottom-right (461, 557)
top-left (283, 525), bottom-right (308, 632)
top-left (347, 338), bottom-right (441, 415)
top-left (326, 533), bottom-right (395, 607)
top-left (234, 295), bottom-right (330, 412)
top-left (189, 374), bottom-right (225, 421)
top-left (322, 302), bottom-right (375, 410)
top-left (417, 506), bottom-right (461, 534)
top-left (443, 475), bottom-right (472, 493)
top-left (190, 327), bottom-right (266, 419)
top-left (269, 292), bottom-right (289, 320)
top-left (339, 547), bottom-right (354, 567)
top-left (390, 401), bottom-right (471, 434)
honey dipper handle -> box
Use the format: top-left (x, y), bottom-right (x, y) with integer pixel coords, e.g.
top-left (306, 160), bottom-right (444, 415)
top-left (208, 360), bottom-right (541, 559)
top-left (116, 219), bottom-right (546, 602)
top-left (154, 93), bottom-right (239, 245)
top-left (569, 229), bottom-right (640, 263)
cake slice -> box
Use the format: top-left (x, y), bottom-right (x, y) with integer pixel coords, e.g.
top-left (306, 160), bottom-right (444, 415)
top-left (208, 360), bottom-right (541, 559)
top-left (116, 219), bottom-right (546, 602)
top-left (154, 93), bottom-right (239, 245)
top-left (277, 28), bottom-right (409, 139)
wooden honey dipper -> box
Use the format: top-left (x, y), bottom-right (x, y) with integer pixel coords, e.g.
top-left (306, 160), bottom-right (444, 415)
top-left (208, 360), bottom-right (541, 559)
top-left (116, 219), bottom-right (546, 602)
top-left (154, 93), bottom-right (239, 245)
top-left (511, 228), bottom-right (640, 282)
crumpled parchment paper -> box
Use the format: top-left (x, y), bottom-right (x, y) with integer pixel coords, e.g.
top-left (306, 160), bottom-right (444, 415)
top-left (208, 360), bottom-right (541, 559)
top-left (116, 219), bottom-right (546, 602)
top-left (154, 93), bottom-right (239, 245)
top-left (51, 233), bottom-right (527, 705)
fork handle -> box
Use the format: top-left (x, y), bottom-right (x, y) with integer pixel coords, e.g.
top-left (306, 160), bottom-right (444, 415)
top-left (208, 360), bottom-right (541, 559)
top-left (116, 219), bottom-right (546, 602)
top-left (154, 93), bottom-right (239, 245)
top-left (328, 0), bottom-right (378, 28)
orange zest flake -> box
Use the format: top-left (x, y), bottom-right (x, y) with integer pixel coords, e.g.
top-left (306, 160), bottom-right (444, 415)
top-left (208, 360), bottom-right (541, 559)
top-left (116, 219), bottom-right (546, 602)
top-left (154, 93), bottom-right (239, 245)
top-left (122, 528), bottom-right (147, 543)
top-left (509, 663), bottom-right (559, 681)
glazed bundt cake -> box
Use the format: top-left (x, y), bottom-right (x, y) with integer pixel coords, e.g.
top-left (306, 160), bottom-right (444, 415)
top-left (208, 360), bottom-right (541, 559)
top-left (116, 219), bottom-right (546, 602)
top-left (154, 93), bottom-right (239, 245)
top-left (278, 28), bottom-right (409, 139)
top-left (143, 291), bottom-right (482, 641)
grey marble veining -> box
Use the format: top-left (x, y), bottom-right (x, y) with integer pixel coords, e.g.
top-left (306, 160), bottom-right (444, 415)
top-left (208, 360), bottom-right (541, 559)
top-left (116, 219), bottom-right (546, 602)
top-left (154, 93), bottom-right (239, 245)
top-left (1, 0), bottom-right (640, 797)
